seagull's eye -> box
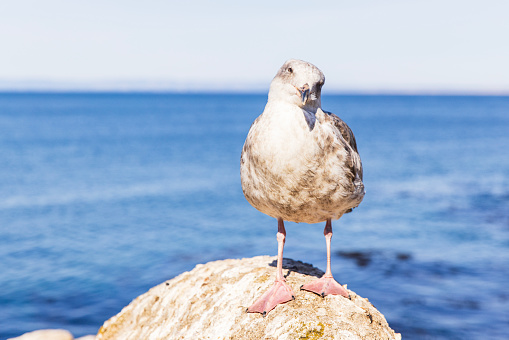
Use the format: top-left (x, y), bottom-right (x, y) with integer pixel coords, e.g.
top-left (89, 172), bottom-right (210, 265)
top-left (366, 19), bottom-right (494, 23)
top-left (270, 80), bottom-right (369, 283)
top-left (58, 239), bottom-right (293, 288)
top-left (287, 67), bottom-right (293, 73)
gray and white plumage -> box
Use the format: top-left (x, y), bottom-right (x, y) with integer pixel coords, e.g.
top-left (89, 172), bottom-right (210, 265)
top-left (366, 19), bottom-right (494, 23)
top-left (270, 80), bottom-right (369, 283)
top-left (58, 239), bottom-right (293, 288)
top-left (240, 59), bottom-right (364, 224)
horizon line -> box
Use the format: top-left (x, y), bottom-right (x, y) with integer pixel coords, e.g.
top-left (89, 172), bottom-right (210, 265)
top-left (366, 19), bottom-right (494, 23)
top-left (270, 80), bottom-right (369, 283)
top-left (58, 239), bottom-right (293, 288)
top-left (0, 79), bottom-right (508, 96)
top-left (1, 88), bottom-right (508, 97)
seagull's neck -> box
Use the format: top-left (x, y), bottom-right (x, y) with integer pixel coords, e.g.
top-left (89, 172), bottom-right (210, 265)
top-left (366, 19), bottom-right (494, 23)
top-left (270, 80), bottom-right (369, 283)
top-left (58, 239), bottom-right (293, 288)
top-left (302, 104), bottom-right (321, 114)
top-left (267, 97), bottom-right (320, 113)
top-left (264, 98), bottom-right (321, 131)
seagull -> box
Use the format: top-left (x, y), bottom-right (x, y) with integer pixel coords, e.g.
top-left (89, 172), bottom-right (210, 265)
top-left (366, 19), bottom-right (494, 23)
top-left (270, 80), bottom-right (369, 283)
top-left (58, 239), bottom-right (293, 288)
top-left (240, 59), bottom-right (365, 316)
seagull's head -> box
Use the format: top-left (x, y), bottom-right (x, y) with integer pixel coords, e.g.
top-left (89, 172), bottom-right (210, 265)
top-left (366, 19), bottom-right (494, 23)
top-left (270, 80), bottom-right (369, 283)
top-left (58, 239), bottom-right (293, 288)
top-left (269, 59), bottom-right (325, 109)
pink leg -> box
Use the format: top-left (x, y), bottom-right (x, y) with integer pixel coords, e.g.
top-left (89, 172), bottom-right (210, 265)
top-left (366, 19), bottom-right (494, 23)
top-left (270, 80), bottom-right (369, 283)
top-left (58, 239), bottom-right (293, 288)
top-left (301, 219), bottom-right (349, 298)
top-left (247, 218), bottom-right (294, 316)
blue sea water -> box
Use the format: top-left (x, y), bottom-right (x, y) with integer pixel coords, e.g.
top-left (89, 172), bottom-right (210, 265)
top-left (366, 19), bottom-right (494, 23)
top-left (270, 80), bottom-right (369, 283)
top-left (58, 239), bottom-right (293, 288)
top-left (0, 93), bottom-right (508, 339)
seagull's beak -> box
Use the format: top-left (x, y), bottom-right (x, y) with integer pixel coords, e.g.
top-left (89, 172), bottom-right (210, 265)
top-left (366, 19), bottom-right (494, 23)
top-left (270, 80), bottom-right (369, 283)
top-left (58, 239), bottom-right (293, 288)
top-left (296, 83), bottom-right (310, 105)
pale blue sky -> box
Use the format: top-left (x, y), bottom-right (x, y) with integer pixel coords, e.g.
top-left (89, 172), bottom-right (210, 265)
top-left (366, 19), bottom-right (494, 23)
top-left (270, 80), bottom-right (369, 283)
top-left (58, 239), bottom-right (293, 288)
top-left (1, 0), bottom-right (508, 93)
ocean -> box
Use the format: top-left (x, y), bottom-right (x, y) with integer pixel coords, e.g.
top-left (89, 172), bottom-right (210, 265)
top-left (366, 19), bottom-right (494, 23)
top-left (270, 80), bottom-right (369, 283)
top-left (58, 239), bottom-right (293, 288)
top-left (0, 93), bottom-right (508, 339)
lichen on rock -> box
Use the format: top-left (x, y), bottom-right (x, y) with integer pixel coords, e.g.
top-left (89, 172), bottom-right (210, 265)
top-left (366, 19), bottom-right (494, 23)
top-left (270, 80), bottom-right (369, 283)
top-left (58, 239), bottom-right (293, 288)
top-left (96, 256), bottom-right (401, 340)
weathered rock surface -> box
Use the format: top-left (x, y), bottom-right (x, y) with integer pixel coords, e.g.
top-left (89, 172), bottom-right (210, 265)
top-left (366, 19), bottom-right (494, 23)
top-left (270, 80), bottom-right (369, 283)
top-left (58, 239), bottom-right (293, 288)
top-left (97, 256), bottom-right (401, 340)
top-left (7, 329), bottom-right (95, 340)
top-left (7, 329), bottom-right (74, 340)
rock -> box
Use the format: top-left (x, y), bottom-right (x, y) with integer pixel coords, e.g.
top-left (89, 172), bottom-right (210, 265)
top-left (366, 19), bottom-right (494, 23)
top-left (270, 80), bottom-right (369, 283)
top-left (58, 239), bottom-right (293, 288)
top-left (97, 256), bottom-right (401, 339)
top-left (8, 329), bottom-right (74, 340)
top-left (7, 331), bottom-right (96, 340)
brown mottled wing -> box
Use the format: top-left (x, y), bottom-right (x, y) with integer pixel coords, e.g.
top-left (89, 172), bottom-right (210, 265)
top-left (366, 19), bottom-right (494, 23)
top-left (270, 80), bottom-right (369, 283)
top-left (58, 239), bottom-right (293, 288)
top-left (324, 110), bottom-right (364, 213)
top-left (323, 110), bottom-right (359, 153)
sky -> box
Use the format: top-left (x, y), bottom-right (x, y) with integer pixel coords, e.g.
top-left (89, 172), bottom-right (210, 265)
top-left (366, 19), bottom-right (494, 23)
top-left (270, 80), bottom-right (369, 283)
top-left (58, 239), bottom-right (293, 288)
top-left (1, 0), bottom-right (508, 93)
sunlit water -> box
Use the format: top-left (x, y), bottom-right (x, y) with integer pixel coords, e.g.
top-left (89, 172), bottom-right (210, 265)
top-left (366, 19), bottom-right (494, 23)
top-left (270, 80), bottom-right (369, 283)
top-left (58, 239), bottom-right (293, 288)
top-left (1, 93), bottom-right (508, 339)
